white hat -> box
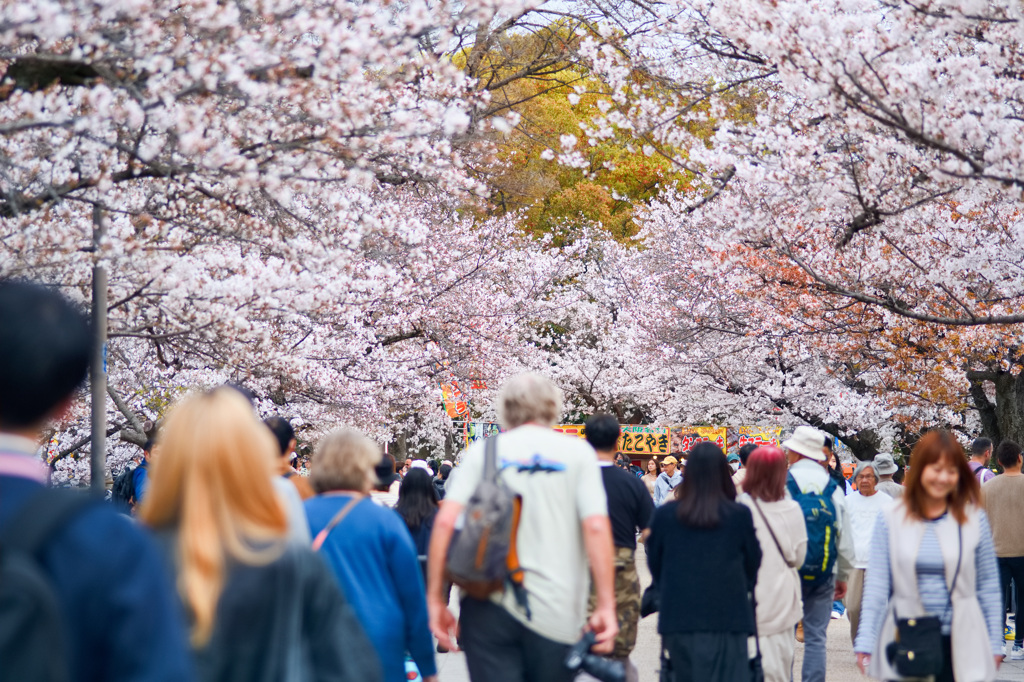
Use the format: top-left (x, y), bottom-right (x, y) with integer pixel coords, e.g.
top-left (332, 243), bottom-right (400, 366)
top-left (782, 426), bottom-right (827, 462)
top-left (873, 453), bottom-right (898, 476)
top-left (409, 460), bottom-right (434, 475)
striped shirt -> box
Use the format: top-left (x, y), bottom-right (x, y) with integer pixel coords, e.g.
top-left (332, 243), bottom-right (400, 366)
top-left (853, 510), bottom-right (1003, 655)
top-left (916, 521), bottom-right (954, 633)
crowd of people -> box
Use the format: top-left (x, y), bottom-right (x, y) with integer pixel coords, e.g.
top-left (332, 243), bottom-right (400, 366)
top-left (0, 278), bottom-right (1021, 682)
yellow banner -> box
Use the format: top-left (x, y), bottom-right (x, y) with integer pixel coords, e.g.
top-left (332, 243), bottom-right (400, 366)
top-left (733, 426), bottom-right (782, 451)
top-left (618, 425), bottom-right (671, 456)
top-left (670, 426), bottom-right (727, 453)
top-left (553, 424), bottom-right (586, 439)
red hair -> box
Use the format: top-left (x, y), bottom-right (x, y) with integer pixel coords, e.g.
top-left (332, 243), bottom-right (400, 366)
top-left (904, 429), bottom-right (979, 524)
top-left (743, 446), bottom-right (788, 502)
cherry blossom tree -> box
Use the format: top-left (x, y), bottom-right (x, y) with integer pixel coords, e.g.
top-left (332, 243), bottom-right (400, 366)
top-left (563, 0), bottom-right (1024, 449)
top-left (0, 0), bottom-right (603, 482)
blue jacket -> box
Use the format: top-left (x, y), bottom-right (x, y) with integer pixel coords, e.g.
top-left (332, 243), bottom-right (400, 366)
top-left (0, 471), bottom-right (194, 682)
top-left (306, 495), bottom-right (437, 682)
top-left (133, 459), bottom-right (149, 503)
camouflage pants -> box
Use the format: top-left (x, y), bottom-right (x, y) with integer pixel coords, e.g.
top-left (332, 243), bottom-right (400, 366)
top-left (589, 546), bottom-right (641, 659)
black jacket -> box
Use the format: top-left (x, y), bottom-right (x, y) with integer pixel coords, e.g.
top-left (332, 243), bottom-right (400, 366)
top-left (432, 476), bottom-right (447, 501)
top-left (156, 532), bottom-right (382, 682)
top-left (646, 499), bottom-right (761, 635)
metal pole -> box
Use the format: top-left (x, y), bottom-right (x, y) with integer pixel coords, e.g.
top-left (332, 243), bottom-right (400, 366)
top-left (90, 206), bottom-right (107, 495)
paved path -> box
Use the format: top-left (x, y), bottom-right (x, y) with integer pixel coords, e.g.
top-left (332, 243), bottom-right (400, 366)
top-left (434, 542), bottom-right (1024, 681)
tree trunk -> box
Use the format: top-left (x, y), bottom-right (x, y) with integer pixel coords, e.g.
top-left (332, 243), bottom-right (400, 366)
top-left (966, 369), bottom-right (1024, 447)
top-left (993, 372), bottom-right (1024, 447)
top-left (967, 370), bottom-right (1003, 444)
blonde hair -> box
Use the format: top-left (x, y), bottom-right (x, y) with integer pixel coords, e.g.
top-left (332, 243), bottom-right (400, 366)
top-left (310, 428), bottom-right (380, 493)
top-left (497, 372), bottom-right (562, 429)
top-left (139, 387), bottom-right (288, 646)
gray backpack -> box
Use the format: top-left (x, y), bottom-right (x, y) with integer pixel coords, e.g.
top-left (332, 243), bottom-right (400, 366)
top-left (445, 436), bottom-right (529, 615)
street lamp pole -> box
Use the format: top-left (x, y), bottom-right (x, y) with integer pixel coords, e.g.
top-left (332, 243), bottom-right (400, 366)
top-left (90, 206), bottom-right (107, 495)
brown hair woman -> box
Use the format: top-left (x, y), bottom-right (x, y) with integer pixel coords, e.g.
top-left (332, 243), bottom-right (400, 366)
top-left (853, 429), bottom-right (1004, 681)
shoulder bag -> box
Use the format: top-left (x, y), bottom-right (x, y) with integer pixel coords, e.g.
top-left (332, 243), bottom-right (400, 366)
top-left (312, 494), bottom-right (363, 551)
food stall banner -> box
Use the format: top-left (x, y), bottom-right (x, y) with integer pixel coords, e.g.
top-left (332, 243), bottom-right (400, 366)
top-left (618, 425), bottom-right (671, 456)
top-left (670, 426), bottom-right (727, 453)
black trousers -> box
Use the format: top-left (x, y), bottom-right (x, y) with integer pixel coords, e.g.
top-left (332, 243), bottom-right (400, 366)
top-left (999, 556), bottom-right (1024, 646)
top-left (662, 631), bottom-right (749, 682)
top-left (459, 597), bottom-right (574, 682)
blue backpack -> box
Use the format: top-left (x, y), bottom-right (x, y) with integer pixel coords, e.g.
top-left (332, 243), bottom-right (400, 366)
top-left (786, 473), bottom-right (839, 585)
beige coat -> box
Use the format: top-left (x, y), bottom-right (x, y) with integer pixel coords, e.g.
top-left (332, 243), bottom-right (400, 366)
top-left (868, 502), bottom-right (995, 682)
top-left (739, 494), bottom-right (807, 636)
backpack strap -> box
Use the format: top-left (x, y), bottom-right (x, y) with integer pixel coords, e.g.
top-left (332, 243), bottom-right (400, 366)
top-left (0, 488), bottom-right (94, 556)
top-left (822, 476), bottom-right (838, 499)
top-left (785, 473), bottom-right (802, 498)
top-left (482, 435), bottom-right (499, 482)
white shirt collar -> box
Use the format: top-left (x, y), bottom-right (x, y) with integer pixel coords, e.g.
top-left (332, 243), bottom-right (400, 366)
top-left (0, 433), bottom-right (49, 483)
top-left (0, 433), bottom-right (42, 457)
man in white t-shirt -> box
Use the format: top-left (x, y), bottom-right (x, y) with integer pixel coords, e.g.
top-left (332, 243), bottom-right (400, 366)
top-left (426, 373), bottom-right (618, 682)
top-left (845, 461), bottom-right (894, 645)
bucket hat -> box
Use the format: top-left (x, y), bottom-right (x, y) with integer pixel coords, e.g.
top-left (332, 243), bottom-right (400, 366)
top-left (781, 426), bottom-right (827, 462)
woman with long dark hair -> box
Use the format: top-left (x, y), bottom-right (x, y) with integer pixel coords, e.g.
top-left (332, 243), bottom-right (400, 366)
top-left (642, 457), bottom-right (661, 496)
top-left (397, 467), bottom-right (451, 653)
top-left (854, 429), bottom-right (1003, 681)
top-left (396, 468), bottom-right (439, 566)
top-left (646, 442), bottom-right (761, 681)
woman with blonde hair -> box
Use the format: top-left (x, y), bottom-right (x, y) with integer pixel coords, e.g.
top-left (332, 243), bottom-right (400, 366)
top-left (854, 429), bottom-right (1004, 681)
top-left (140, 387), bottom-right (380, 682)
top-left (305, 428), bottom-right (438, 682)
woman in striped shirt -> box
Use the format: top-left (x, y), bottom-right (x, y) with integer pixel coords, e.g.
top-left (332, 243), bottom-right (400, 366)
top-left (854, 429), bottom-right (1004, 681)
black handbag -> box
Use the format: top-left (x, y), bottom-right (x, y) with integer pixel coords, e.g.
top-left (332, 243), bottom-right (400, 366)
top-left (885, 614), bottom-right (944, 678)
top-left (641, 583), bottom-right (659, 618)
top-left (750, 609), bottom-right (765, 682)
top-left (885, 525), bottom-right (961, 678)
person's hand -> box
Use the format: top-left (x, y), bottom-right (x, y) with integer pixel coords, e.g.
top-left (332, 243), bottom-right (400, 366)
top-left (423, 677), bottom-right (439, 682)
top-left (856, 653), bottom-right (870, 674)
top-left (428, 600), bottom-right (459, 652)
top-left (587, 607), bottom-right (619, 655)
top-left (995, 654), bottom-right (1004, 670)
top-left (834, 580), bottom-right (848, 601)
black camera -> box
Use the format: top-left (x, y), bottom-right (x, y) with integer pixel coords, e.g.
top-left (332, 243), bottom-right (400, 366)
top-left (564, 631), bottom-right (626, 682)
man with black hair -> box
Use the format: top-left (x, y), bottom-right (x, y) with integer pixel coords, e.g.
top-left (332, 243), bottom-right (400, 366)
top-left (433, 460), bottom-right (452, 500)
top-left (265, 415), bottom-right (314, 500)
top-left (972, 437), bottom-right (997, 484)
top-left (584, 413), bottom-right (654, 679)
top-left (0, 280), bottom-right (192, 681)
top-left (732, 443), bottom-right (758, 492)
top-left (982, 440), bottom-right (1024, 658)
